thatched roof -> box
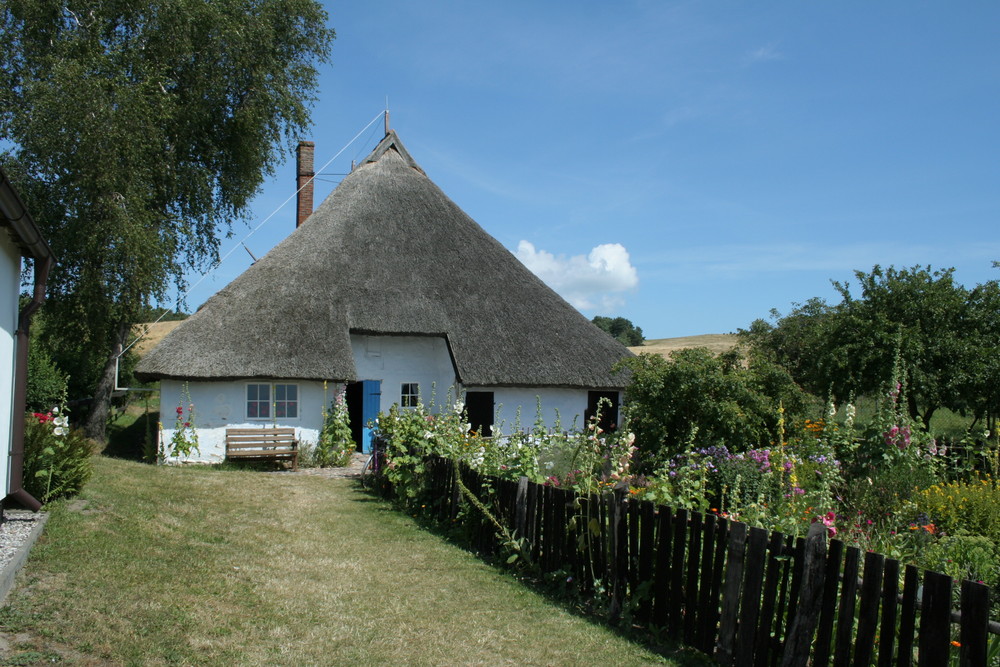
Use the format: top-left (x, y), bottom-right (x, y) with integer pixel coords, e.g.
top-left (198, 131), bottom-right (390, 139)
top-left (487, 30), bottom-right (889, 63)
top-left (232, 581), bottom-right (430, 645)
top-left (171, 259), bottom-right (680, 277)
top-left (137, 132), bottom-right (632, 388)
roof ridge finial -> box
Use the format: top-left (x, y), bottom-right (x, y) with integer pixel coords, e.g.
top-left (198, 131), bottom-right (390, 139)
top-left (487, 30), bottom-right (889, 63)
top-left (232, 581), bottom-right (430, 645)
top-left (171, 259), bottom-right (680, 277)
top-left (384, 97), bottom-right (391, 137)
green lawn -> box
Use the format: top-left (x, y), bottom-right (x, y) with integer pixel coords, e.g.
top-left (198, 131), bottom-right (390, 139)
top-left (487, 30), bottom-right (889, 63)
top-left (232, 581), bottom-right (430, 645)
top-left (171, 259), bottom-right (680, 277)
top-left (0, 457), bottom-right (705, 666)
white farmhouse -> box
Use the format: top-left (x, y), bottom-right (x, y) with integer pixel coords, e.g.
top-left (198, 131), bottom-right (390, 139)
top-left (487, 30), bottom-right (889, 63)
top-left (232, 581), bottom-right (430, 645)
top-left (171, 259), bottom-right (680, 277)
top-left (136, 131), bottom-right (632, 463)
top-left (1, 168), bottom-right (54, 510)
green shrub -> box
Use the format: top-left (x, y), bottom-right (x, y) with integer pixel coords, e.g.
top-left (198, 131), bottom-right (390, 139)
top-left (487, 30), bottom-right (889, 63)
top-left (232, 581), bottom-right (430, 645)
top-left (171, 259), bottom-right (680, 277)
top-left (316, 386), bottom-right (355, 467)
top-left (921, 535), bottom-right (999, 589)
top-left (23, 409), bottom-right (95, 504)
top-left (25, 345), bottom-right (67, 413)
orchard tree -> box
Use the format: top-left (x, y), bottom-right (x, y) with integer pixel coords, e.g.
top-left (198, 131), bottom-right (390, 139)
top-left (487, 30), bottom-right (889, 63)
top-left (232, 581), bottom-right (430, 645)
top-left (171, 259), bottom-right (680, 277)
top-left (0, 0), bottom-right (334, 441)
top-left (742, 265), bottom-right (992, 429)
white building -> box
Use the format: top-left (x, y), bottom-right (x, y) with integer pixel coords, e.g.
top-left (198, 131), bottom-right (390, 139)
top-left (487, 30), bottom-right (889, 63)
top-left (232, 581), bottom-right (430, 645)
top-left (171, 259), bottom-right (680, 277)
top-left (1, 168), bottom-right (53, 509)
top-left (137, 132), bottom-right (631, 463)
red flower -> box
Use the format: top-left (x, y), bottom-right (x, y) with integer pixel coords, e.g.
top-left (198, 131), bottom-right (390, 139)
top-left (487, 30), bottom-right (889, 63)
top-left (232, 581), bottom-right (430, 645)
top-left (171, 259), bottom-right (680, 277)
top-left (176, 406), bottom-right (184, 416)
top-left (183, 422), bottom-right (191, 428)
top-left (32, 412), bottom-right (51, 423)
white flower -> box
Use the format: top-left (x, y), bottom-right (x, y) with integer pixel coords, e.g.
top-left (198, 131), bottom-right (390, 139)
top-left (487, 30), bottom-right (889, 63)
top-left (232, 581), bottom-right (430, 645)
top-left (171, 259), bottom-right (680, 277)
top-left (423, 431), bottom-right (434, 440)
top-left (51, 406), bottom-right (60, 415)
top-left (53, 427), bottom-right (66, 436)
top-left (54, 416), bottom-right (68, 428)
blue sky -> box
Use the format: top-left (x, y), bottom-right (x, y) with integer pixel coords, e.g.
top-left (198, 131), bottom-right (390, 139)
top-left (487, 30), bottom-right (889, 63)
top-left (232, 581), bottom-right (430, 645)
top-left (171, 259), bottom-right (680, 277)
top-left (176, 1), bottom-right (1000, 339)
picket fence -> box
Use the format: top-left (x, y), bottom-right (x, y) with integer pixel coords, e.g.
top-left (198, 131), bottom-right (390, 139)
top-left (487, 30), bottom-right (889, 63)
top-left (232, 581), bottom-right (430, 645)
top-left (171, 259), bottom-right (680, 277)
top-left (418, 456), bottom-right (995, 667)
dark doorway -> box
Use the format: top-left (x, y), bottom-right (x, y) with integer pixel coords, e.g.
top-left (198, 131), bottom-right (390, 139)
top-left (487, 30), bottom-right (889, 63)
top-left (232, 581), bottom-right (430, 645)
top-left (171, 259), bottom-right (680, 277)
top-left (346, 380), bottom-right (381, 453)
top-left (465, 391), bottom-right (494, 437)
top-left (585, 391), bottom-right (620, 433)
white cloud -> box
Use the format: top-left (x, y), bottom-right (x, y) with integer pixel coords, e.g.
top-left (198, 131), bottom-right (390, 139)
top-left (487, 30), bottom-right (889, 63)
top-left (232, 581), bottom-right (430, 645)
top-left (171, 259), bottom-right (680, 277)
top-left (515, 241), bottom-right (639, 311)
top-left (743, 43), bottom-right (782, 66)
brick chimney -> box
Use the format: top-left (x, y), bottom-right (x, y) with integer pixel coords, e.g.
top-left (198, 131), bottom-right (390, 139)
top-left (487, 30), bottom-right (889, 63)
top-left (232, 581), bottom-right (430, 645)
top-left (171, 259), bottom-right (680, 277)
top-left (296, 141), bottom-right (314, 228)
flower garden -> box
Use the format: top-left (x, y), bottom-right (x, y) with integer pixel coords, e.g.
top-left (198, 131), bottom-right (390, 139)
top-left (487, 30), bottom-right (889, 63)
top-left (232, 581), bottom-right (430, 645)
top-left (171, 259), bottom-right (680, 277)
top-left (372, 383), bottom-right (1000, 619)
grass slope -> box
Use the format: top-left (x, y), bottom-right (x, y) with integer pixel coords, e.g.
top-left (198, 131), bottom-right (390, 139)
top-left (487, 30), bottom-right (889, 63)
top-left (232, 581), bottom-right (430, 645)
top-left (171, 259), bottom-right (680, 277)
top-left (0, 458), bottom-right (704, 666)
top-left (628, 334), bottom-right (738, 358)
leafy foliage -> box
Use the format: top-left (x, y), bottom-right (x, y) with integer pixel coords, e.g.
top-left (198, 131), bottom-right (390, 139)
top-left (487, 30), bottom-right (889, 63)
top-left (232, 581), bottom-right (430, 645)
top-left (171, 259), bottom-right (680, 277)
top-left (25, 342), bottom-right (67, 413)
top-left (617, 348), bottom-right (807, 471)
top-left (167, 383), bottom-right (199, 460)
top-left (23, 408), bottom-right (94, 504)
top-left (0, 0), bottom-right (334, 440)
top-left (591, 316), bottom-right (644, 346)
top-left (742, 265), bottom-right (1000, 429)
top-left (316, 386), bottom-right (354, 467)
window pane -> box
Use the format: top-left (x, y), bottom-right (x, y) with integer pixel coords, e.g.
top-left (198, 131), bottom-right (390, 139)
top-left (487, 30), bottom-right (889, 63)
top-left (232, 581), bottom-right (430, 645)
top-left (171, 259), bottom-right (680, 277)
top-left (260, 385), bottom-right (270, 401)
top-left (248, 402), bottom-right (258, 418)
top-left (275, 402), bottom-right (286, 418)
top-left (275, 385), bottom-right (286, 400)
top-left (287, 404), bottom-right (298, 418)
top-left (247, 385), bottom-right (258, 401)
top-left (259, 402), bottom-right (270, 419)
top-left (286, 385), bottom-right (297, 401)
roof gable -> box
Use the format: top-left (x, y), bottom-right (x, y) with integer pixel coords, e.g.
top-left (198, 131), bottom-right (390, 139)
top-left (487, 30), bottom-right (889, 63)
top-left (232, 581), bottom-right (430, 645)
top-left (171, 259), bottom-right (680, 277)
top-left (137, 133), bottom-right (632, 388)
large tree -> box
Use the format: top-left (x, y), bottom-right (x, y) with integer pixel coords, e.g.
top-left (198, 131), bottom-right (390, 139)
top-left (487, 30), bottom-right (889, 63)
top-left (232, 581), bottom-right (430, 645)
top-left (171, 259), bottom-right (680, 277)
top-left (0, 0), bottom-right (334, 441)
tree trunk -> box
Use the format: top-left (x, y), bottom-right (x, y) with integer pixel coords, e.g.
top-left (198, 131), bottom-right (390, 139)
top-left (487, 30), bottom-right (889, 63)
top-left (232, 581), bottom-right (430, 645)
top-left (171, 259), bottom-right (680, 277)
top-left (84, 322), bottom-right (129, 444)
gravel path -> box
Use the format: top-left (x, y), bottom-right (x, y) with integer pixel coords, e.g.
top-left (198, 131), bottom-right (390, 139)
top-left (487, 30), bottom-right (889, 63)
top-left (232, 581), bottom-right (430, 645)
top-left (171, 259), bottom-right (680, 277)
top-left (0, 511), bottom-right (42, 573)
top-left (269, 452), bottom-right (368, 478)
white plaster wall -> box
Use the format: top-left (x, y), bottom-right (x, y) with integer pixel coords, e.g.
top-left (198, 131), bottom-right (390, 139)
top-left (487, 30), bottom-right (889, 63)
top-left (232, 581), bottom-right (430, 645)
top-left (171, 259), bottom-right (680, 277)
top-left (469, 387), bottom-right (610, 434)
top-left (0, 237), bottom-right (18, 492)
top-left (159, 378), bottom-right (331, 463)
top-left (351, 334), bottom-right (459, 408)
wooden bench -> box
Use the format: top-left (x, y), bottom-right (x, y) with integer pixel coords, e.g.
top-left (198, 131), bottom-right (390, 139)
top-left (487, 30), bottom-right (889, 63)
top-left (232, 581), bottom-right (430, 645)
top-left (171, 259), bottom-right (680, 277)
top-left (225, 427), bottom-right (298, 470)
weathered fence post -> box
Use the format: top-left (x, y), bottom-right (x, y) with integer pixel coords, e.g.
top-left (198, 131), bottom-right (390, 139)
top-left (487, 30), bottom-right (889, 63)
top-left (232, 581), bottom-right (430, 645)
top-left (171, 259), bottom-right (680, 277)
top-left (780, 522), bottom-right (828, 667)
top-left (514, 476), bottom-right (528, 540)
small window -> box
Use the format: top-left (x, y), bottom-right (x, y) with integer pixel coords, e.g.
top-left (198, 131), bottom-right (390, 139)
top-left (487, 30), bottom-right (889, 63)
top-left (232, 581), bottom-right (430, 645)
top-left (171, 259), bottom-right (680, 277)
top-left (247, 383), bottom-right (299, 420)
top-left (275, 384), bottom-right (298, 418)
top-left (401, 383), bottom-right (419, 408)
top-left (247, 383), bottom-right (270, 419)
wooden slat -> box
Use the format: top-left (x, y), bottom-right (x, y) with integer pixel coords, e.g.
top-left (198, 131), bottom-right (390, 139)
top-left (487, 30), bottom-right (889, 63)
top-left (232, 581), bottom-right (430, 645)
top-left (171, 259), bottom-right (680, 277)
top-left (833, 546), bottom-right (861, 667)
top-left (652, 506), bottom-right (673, 629)
top-left (697, 514), bottom-right (720, 653)
top-left (878, 559), bottom-right (900, 667)
top-left (734, 526), bottom-right (769, 667)
top-left (669, 508), bottom-right (688, 637)
top-left (717, 520), bottom-right (748, 665)
top-left (637, 500), bottom-right (656, 624)
top-left (917, 571), bottom-right (952, 667)
top-left (814, 538), bottom-right (845, 666)
top-left (708, 517), bottom-right (729, 655)
top-left (781, 523), bottom-right (828, 667)
top-left (854, 551), bottom-right (885, 666)
top-left (960, 579), bottom-right (990, 667)
top-left (897, 565), bottom-right (919, 667)
top-left (753, 530), bottom-right (786, 665)
top-left (683, 511), bottom-right (703, 646)
top-left (772, 535), bottom-right (798, 666)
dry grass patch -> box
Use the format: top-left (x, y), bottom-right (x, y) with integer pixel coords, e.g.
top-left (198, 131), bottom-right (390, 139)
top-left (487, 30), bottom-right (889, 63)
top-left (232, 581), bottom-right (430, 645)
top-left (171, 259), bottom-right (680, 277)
top-left (0, 458), bottom-right (706, 666)
top-left (131, 321), bottom-right (182, 358)
top-left (629, 333), bottom-right (738, 358)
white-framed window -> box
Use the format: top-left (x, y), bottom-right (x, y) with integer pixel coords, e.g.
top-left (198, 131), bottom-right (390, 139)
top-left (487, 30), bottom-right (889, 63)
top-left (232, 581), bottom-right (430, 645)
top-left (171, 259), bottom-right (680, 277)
top-left (401, 382), bottom-right (419, 408)
top-left (246, 383), bottom-right (299, 419)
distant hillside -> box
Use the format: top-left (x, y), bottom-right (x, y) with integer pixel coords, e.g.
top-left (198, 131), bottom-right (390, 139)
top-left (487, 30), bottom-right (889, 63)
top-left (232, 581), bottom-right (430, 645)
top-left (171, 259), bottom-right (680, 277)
top-left (628, 333), bottom-right (738, 358)
top-left (133, 320), bottom-right (183, 357)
